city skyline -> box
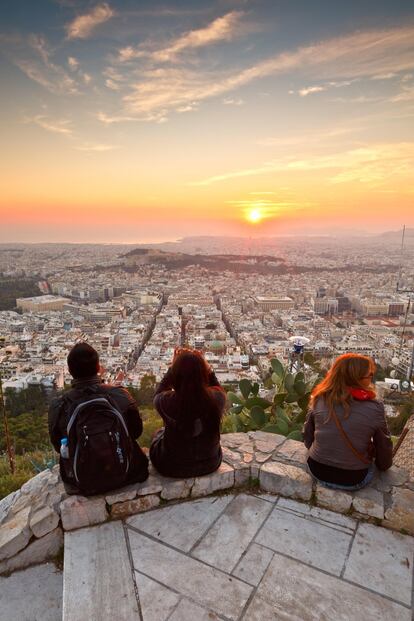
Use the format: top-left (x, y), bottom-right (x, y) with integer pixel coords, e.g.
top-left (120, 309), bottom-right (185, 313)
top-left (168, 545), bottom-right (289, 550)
top-left (1, 0), bottom-right (414, 242)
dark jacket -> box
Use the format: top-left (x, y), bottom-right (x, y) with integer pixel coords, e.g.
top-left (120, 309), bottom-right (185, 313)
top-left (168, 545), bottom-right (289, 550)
top-left (303, 396), bottom-right (393, 472)
top-left (48, 376), bottom-right (148, 494)
top-left (149, 369), bottom-right (226, 478)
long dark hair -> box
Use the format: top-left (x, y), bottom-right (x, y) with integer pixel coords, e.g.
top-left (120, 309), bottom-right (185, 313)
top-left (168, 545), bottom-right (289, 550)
top-left (170, 350), bottom-right (222, 431)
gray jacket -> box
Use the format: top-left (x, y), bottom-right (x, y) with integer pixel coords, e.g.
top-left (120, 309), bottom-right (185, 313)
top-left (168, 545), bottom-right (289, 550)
top-left (303, 397), bottom-right (393, 471)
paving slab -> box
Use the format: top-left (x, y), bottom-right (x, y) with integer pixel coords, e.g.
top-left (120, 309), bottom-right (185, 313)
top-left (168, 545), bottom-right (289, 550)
top-left (255, 505), bottom-right (352, 576)
top-left (126, 495), bottom-right (233, 552)
top-left (191, 494), bottom-right (272, 572)
top-left (63, 521), bottom-right (139, 621)
top-left (244, 553), bottom-right (412, 621)
top-left (0, 563), bottom-right (62, 621)
top-left (134, 571), bottom-right (179, 621)
top-left (278, 497), bottom-right (356, 534)
top-left (127, 529), bottom-right (252, 620)
top-left (344, 522), bottom-right (414, 606)
top-left (232, 542), bottom-right (274, 586)
top-left (168, 598), bottom-right (224, 621)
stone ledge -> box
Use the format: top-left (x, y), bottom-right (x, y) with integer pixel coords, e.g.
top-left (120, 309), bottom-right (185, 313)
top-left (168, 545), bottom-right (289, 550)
top-left (0, 432), bottom-right (413, 575)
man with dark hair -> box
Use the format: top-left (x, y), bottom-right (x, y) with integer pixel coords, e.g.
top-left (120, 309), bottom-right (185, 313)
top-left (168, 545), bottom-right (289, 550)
top-left (48, 342), bottom-right (148, 495)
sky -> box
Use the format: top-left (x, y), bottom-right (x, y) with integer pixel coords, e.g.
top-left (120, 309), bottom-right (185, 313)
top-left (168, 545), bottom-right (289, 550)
top-left (1, 0), bottom-right (414, 243)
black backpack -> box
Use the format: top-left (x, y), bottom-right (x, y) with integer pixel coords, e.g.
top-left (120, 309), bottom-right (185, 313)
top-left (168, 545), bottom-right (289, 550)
top-left (65, 394), bottom-right (133, 495)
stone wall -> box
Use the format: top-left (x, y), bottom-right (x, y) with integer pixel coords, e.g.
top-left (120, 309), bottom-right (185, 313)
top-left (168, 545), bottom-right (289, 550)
top-left (0, 432), bottom-right (413, 575)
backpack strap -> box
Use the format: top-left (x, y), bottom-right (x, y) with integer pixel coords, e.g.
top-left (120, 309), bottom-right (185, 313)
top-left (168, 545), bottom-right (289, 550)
top-left (66, 396), bottom-right (130, 438)
top-left (330, 408), bottom-right (371, 465)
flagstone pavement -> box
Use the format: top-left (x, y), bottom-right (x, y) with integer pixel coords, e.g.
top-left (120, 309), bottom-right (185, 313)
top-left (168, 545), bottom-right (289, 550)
top-left (1, 491), bottom-right (413, 620)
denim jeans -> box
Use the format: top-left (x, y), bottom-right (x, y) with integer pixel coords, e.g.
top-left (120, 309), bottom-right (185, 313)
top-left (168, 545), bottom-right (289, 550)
top-left (308, 463), bottom-right (375, 492)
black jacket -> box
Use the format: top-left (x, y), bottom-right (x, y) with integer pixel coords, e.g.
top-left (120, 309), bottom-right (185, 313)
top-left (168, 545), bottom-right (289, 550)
top-left (149, 369), bottom-right (226, 478)
top-left (48, 376), bottom-right (148, 494)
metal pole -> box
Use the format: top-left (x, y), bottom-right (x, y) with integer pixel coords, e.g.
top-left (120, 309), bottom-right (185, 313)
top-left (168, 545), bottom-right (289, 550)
top-left (0, 371), bottom-right (15, 474)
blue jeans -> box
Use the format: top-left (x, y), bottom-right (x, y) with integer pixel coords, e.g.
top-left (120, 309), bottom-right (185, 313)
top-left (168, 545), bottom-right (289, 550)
top-left (308, 464), bottom-right (375, 492)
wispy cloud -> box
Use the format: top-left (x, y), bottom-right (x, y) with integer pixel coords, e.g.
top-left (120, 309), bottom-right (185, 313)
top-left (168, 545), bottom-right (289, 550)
top-left (13, 35), bottom-right (79, 95)
top-left (107, 23), bottom-right (414, 122)
top-left (67, 56), bottom-right (79, 70)
top-left (74, 143), bottom-right (119, 152)
top-left (223, 97), bottom-right (244, 105)
top-left (117, 11), bottom-right (244, 62)
top-left (25, 114), bottom-right (73, 135)
top-left (190, 143), bottom-right (414, 186)
top-left (66, 3), bottom-right (114, 40)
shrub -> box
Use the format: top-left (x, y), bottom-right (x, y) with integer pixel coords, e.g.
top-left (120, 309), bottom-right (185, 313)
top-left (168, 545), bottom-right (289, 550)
top-left (224, 357), bottom-right (320, 440)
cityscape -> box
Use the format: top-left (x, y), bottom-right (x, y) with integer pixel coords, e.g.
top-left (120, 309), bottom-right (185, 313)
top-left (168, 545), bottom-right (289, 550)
top-left (1, 232), bottom-right (413, 402)
top-left (1, 0), bottom-right (414, 618)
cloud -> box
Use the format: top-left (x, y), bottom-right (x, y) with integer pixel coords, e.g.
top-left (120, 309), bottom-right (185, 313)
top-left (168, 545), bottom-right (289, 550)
top-left (190, 142), bottom-right (414, 186)
top-left (117, 10), bottom-right (244, 62)
top-left (66, 3), bottom-right (114, 40)
top-left (67, 56), bottom-right (79, 70)
top-left (110, 23), bottom-right (414, 122)
top-left (25, 114), bottom-right (73, 135)
top-left (223, 97), bottom-right (244, 105)
top-left (298, 85), bottom-right (325, 96)
top-left (13, 35), bottom-right (79, 94)
top-left (74, 143), bottom-right (119, 152)
top-left (105, 78), bottom-right (120, 90)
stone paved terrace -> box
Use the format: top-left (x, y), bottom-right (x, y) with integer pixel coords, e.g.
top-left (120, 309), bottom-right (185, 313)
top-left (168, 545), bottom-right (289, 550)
top-left (0, 431), bottom-right (413, 619)
top-left (1, 492), bottom-right (413, 620)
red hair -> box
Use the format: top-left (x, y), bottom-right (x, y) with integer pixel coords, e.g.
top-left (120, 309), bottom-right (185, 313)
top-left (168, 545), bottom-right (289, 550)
top-left (310, 353), bottom-right (376, 421)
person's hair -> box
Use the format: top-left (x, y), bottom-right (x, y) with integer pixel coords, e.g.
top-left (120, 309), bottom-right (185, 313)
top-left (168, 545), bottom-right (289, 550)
top-left (67, 342), bottom-right (99, 379)
top-left (170, 350), bottom-right (221, 432)
top-left (310, 353), bottom-right (376, 421)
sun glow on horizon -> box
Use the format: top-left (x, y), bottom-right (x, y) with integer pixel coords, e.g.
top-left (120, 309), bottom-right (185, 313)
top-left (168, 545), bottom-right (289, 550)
top-left (246, 208), bottom-right (264, 224)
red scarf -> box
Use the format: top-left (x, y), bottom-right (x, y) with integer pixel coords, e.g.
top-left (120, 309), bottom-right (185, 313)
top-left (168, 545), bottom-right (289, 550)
top-left (348, 387), bottom-right (376, 400)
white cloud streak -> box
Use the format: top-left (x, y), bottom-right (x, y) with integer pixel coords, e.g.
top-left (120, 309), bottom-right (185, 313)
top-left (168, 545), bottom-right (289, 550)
top-left (66, 3), bottom-right (114, 40)
top-left (26, 114), bottom-right (74, 135)
top-left (190, 143), bottom-right (414, 186)
top-left (110, 23), bottom-right (414, 122)
top-left (15, 35), bottom-right (78, 95)
top-left (118, 10), bottom-right (244, 62)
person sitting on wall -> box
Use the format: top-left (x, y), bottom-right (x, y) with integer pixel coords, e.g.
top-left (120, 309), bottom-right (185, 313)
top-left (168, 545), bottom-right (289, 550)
top-left (150, 347), bottom-right (226, 478)
top-left (303, 353), bottom-right (393, 491)
top-left (48, 342), bottom-right (148, 495)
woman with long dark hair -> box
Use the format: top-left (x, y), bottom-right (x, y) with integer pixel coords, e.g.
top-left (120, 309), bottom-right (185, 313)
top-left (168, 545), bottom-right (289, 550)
top-left (149, 348), bottom-right (226, 477)
top-left (304, 353), bottom-right (393, 490)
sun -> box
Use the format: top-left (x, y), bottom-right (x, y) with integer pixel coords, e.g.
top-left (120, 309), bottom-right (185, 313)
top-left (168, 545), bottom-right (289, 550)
top-left (246, 208), bottom-right (263, 224)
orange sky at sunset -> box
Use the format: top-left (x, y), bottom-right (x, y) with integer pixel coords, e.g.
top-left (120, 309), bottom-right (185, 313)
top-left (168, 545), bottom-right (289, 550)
top-left (1, 1), bottom-right (414, 242)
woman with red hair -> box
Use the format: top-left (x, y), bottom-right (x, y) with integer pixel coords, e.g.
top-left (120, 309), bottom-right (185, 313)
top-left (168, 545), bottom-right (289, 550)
top-left (304, 353), bottom-right (393, 490)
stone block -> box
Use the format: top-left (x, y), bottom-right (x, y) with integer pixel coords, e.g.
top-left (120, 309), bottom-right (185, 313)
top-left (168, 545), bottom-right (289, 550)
top-left (160, 479), bottom-right (194, 501)
top-left (383, 488), bottom-right (414, 535)
top-left (60, 496), bottom-right (108, 531)
top-left (105, 488), bottom-right (137, 506)
top-left (234, 465), bottom-right (251, 487)
top-left (0, 507), bottom-right (31, 562)
top-left (255, 452), bottom-right (272, 464)
top-left (0, 527), bottom-right (63, 576)
top-left (135, 475), bottom-right (163, 496)
top-left (191, 463), bottom-right (234, 498)
top-left (352, 487), bottom-right (384, 519)
top-left (260, 462), bottom-right (312, 502)
top-left (0, 490), bottom-right (19, 525)
top-left (252, 432), bottom-right (285, 454)
top-left (274, 439), bottom-right (308, 465)
top-left (222, 446), bottom-right (243, 467)
top-left (372, 466), bottom-right (409, 493)
top-left (316, 484), bottom-right (353, 514)
top-left (221, 432), bottom-right (251, 448)
top-left (30, 506), bottom-right (60, 539)
top-left (111, 494), bottom-right (160, 519)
